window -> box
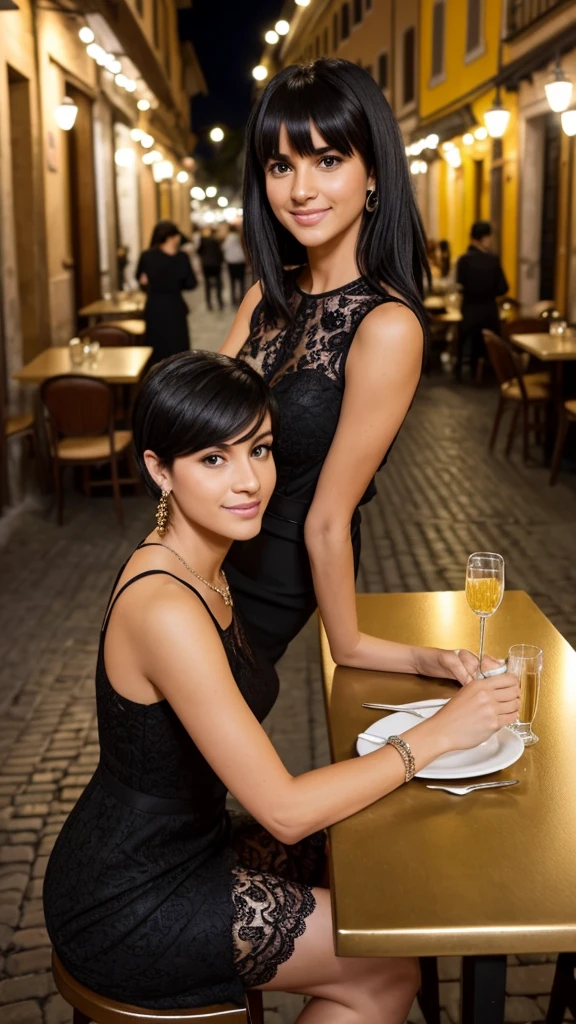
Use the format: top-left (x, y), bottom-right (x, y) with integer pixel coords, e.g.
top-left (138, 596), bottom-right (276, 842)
top-left (353, 0), bottom-right (362, 26)
top-left (431, 0), bottom-right (445, 81)
top-left (378, 51), bottom-right (388, 91)
top-left (323, 27), bottom-right (329, 54)
top-left (341, 3), bottom-right (350, 41)
top-left (466, 0), bottom-right (483, 58)
top-left (403, 27), bottom-right (415, 105)
top-left (315, 35), bottom-right (320, 58)
top-left (333, 11), bottom-right (339, 49)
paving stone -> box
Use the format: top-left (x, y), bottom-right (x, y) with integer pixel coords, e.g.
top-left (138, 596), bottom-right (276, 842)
top-left (24, 879), bottom-right (44, 900)
top-left (0, 925), bottom-right (14, 952)
top-left (43, 993), bottom-right (71, 1024)
top-left (0, 848), bottom-right (34, 865)
top-left (507, 963), bottom-right (557, 995)
top-left (0, 1000), bottom-right (42, 1023)
top-left (10, 927), bottom-right (50, 950)
top-left (437, 956), bottom-right (461, 981)
top-left (5, 947), bottom-right (52, 975)
top-left (18, 905), bottom-right (44, 930)
top-left (0, 875), bottom-right (27, 894)
top-left (30, 858), bottom-right (48, 881)
top-left (7, 834), bottom-right (37, 846)
top-left (0, 972), bottom-right (56, 1004)
top-left (0, 908), bottom-right (19, 928)
top-left (0, 820), bottom-right (42, 834)
top-left (504, 994), bottom-right (545, 1021)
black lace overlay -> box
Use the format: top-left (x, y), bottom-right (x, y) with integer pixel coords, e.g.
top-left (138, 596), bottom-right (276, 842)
top-left (43, 564), bottom-right (320, 1010)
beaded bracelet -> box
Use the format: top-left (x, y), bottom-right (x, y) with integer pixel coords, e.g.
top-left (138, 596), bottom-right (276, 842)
top-left (386, 735), bottom-right (416, 782)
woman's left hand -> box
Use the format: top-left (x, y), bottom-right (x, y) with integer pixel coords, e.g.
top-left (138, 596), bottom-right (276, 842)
top-left (413, 647), bottom-right (505, 687)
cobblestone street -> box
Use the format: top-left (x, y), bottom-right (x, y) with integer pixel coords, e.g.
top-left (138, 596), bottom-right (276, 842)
top-left (1, 293), bottom-right (576, 1023)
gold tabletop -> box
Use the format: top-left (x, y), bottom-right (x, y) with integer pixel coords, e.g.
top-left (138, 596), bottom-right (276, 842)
top-left (14, 347), bottom-right (153, 385)
top-left (511, 333), bottom-right (576, 362)
top-left (320, 591), bottom-right (576, 957)
top-left (78, 294), bottom-right (146, 319)
top-left (103, 319), bottom-right (146, 336)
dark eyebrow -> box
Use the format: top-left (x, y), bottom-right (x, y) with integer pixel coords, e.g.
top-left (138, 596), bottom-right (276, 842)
top-left (207, 429), bottom-right (274, 453)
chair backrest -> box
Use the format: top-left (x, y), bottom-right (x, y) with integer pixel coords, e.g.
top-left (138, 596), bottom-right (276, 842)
top-left (79, 324), bottom-right (133, 347)
top-left (52, 951), bottom-right (249, 1022)
top-left (483, 330), bottom-right (527, 398)
top-left (501, 317), bottom-right (548, 341)
top-left (41, 375), bottom-right (114, 439)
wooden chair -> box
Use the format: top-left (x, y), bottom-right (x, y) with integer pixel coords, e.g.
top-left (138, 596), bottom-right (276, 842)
top-left (52, 952), bottom-right (264, 1024)
top-left (104, 319), bottom-right (147, 337)
top-left (79, 325), bottom-right (133, 347)
top-left (41, 375), bottom-right (135, 526)
top-left (500, 318), bottom-right (551, 382)
top-left (483, 330), bottom-right (551, 462)
top-left (544, 953), bottom-right (576, 1023)
top-left (550, 400), bottom-right (576, 485)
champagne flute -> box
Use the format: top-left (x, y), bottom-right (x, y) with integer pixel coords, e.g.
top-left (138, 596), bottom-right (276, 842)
top-left (465, 552), bottom-right (505, 674)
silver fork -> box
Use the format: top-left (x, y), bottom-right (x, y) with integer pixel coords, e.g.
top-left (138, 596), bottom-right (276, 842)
top-left (425, 781), bottom-right (519, 795)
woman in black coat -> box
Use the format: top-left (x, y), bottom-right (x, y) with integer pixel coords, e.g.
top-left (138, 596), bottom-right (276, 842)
top-left (137, 221), bottom-right (197, 363)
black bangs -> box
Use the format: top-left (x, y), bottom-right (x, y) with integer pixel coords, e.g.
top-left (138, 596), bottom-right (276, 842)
top-left (255, 66), bottom-right (366, 166)
top-left (132, 352), bottom-right (278, 499)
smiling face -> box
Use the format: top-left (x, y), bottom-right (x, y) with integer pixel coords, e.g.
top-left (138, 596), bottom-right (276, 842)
top-left (264, 122), bottom-right (375, 251)
top-left (144, 415), bottom-right (276, 543)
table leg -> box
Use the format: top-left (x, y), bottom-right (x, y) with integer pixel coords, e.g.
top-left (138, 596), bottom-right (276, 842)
top-left (461, 954), bottom-right (506, 1024)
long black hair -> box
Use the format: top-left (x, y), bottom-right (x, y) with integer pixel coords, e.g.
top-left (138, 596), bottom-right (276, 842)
top-left (243, 59), bottom-right (430, 338)
top-left (149, 220), bottom-right (181, 248)
top-left (133, 351), bottom-right (278, 499)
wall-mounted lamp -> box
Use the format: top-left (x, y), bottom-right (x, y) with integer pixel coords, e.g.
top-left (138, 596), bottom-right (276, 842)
top-left (54, 97), bottom-right (78, 131)
top-left (545, 58), bottom-right (573, 113)
top-left (484, 88), bottom-right (510, 139)
top-left (561, 110), bottom-right (576, 136)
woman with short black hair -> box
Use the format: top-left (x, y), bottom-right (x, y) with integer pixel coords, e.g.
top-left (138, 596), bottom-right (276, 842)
top-left (43, 351), bottom-right (519, 1022)
top-left (137, 219), bottom-right (197, 363)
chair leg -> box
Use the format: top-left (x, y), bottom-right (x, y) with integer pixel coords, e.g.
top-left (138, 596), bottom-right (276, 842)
top-left (72, 1009), bottom-right (91, 1024)
top-left (417, 956), bottom-right (441, 1024)
top-left (247, 989), bottom-right (264, 1024)
top-left (545, 952), bottom-right (576, 1023)
top-left (550, 410), bottom-right (570, 486)
top-left (110, 455), bottom-right (124, 528)
top-left (505, 405), bottom-right (520, 456)
top-left (489, 397), bottom-right (505, 452)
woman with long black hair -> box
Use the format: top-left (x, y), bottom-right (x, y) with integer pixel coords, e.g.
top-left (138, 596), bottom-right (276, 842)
top-left (137, 220), bottom-right (197, 363)
top-left (221, 59), bottom-right (472, 685)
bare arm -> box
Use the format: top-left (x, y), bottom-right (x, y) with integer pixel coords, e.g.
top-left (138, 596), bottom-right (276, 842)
top-left (220, 281), bottom-right (263, 358)
top-left (128, 586), bottom-right (519, 844)
top-left (304, 301), bottom-right (463, 678)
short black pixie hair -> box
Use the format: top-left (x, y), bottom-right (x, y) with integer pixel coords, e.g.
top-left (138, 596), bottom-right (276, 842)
top-left (471, 220), bottom-right (492, 241)
top-left (149, 220), bottom-right (181, 248)
top-left (132, 351), bottom-right (278, 498)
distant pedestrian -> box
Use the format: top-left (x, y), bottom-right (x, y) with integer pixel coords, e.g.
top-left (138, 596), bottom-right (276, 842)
top-left (438, 239), bottom-right (451, 279)
top-left (222, 226), bottom-right (246, 306)
top-left (198, 228), bottom-right (224, 311)
top-left (136, 221), bottom-right (197, 364)
top-left (456, 221), bottom-right (508, 377)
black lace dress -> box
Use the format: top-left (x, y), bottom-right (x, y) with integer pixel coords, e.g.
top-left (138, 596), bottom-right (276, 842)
top-left (43, 555), bottom-right (326, 1009)
top-left (225, 270), bottom-right (403, 663)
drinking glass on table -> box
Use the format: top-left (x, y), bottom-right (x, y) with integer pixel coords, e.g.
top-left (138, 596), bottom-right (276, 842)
top-left (465, 552), bottom-right (505, 673)
top-left (508, 644), bottom-right (543, 746)
top-left (69, 337), bottom-right (84, 367)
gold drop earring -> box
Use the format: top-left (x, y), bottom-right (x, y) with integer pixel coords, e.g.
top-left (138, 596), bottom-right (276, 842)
top-left (155, 489), bottom-right (171, 537)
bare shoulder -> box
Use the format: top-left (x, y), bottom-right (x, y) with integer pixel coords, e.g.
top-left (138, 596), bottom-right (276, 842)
top-left (354, 298), bottom-right (423, 356)
top-left (111, 569), bottom-right (220, 651)
top-left (221, 281), bottom-right (263, 357)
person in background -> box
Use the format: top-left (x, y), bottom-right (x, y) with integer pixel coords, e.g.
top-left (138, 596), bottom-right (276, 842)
top-left (198, 228), bottom-right (224, 312)
top-left (223, 226), bottom-right (247, 306)
top-left (437, 240), bottom-right (451, 279)
top-left (456, 221), bottom-right (508, 379)
top-left (137, 221), bottom-right (197, 364)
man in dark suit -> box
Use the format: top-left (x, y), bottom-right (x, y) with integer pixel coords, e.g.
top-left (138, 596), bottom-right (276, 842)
top-left (456, 220), bottom-right (509, 379)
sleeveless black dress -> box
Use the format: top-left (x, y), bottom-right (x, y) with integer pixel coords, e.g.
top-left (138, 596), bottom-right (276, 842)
top-left (43, 548), bottom-right (326, 1009)
top-left (225, 270), bottom-right (402, 664)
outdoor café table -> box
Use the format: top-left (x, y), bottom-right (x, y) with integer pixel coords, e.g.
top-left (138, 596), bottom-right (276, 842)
top-left (79, 293), bottom-right (146, 326)
top-left (511, 332), bottom-right (576, 406)
top-left (13, 345), bottom-right (152, 386)
top-left (319, 590), bottom-right (576, 1024)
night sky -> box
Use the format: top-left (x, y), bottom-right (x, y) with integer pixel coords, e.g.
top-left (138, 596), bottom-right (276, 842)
top-left (179, 0), bottom-right (284, 134)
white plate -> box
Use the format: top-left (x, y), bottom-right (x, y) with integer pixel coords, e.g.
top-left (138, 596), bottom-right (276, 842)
top-left (357, 708), bottom-right (524, 779)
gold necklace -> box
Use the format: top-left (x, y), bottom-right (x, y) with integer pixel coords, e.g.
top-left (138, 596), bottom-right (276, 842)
top-left (159, 544), bottom-right (233, 607)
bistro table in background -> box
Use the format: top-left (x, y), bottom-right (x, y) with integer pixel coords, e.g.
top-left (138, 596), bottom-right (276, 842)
top-left (320, 590), bottom-right (576, 1024)
top-left (14, 346), bottom-right (152, 386)
top-left (79, 293), bottom-right (146, 327)
top-left (511, 332), bottom-right (576, 405)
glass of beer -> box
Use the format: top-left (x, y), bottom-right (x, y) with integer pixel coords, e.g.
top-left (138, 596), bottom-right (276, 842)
top-left (465, 552), bottom-right (505, 673)
top-left (507, 644), bottom-right (543, 746)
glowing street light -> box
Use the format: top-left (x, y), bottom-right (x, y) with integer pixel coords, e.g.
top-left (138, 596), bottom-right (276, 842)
top-left (545, 60), bottom-right (573, 113)
top-left (253, 65), bottom-right (268, 81)
top-left (275, 19), bottom-right (290, 34)
top-left (217, 196), bottom-right (229, 207)
top-left (86, 43), bottom-right (106, 64)
top-left (54, 97), bottom-right (78, 131)
top-left (265, 30), bottom-right (279, 44)
top-left (140, 133), bottom-right (155, 148)
top-left (474, 126), bottom-right (488, 140)
top-left (142, 150), bottom-right (162, 164)
top-left (176, 171), bottom-right (189, 184)
top-left (462, 133), bottom-right (474, 145)
top-left (78, 26), bottom-right (94, 44)
top-left (561, 110), bottom-right (576, 136)
top-left (206, 186), bottom-right (218, 198)
top-left (295, 0), bottom-right (311, 5)
top-left (130, 128), bottom-right (143, 142)
top-left (484, 98), bottom-right (510, 138)
top-left (210, 127), bottom-right (225, 143)
top-left (137, 98), bottom-right (151, 111)
top-left (191, 186), bottom-right (206, 200)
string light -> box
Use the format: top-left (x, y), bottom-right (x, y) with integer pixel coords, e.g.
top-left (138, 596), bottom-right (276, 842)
top-left (275, 19), bottom-right (290, 34)
top-left (137, 99), bottom-right (151, 111)
top-left (265, 30), bottom-right (279, 44)
top-left (206, 186), bottom-right (218, 198)
top-left (252, 65), bottom-right (268, 81)
top-left (78, 26), bottom-right (94, 44)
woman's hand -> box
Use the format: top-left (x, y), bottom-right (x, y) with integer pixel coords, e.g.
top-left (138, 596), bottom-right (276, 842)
top-left (424, 672), bottom-right (520, 753)
top-left (139, 272), bottom-right (149, 287)
top-left (413, 646), bottom-right (506, 687)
